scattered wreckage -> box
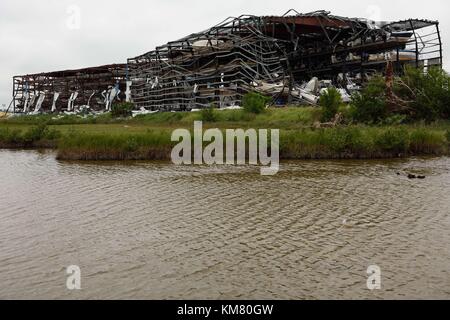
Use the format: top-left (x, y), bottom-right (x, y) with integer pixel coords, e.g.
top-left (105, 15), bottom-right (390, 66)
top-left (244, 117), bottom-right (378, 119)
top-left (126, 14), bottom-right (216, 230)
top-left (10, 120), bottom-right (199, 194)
top-left (7, 10), bottom-right (442, 115)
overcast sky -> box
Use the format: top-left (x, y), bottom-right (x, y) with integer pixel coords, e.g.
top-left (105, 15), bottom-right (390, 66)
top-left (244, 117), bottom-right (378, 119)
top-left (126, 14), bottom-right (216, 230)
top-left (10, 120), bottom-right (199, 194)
top-left (0, 0), bottom-right (448, 106)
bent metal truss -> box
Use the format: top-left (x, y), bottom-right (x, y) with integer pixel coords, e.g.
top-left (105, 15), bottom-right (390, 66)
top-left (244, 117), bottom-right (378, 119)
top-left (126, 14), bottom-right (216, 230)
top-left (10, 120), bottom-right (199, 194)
top-left (127, 10), bottom-right (442, 111)
top-left (11, 10), bottom-right (443, 113)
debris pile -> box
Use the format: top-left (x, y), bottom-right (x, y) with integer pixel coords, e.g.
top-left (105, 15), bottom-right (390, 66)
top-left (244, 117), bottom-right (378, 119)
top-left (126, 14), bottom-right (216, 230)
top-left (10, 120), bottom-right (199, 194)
top-left (10, 10), bottom-right (442, 114)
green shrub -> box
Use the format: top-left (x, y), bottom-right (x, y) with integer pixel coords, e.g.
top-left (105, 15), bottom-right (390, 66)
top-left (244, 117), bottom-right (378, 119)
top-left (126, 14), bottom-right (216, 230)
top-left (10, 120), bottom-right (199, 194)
top-left (351, 76), bottom-right (388, 123)
top-left (410, 128), bottom-right (446, 154)
top-left (320, 87), bottom-right (342, 122)
top-left (242, 92), bottom-right (270, 114)
top-left (333, 127), bottom-right (370, 154)
top-left (23, 123), bottom-right (49, 143)
top-left (124, 137), bottom-right (140, 153)
top-left (200, 106), bottom-right (217, 122)
top-left (111, 102), bottom-right (134, 118)
top-left (45, 128), bottom-right (62, 140)
top-left (2, 124), bottom-right (62, 145)
top-left (375, 127), bottom-right (410, 154)
top-left (0, 128), bottom-right (23, 144)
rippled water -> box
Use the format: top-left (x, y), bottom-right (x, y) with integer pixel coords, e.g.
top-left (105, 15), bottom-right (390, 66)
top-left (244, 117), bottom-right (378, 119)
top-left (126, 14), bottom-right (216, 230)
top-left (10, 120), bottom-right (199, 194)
top-left (0, 149), bottom-right (449, 300)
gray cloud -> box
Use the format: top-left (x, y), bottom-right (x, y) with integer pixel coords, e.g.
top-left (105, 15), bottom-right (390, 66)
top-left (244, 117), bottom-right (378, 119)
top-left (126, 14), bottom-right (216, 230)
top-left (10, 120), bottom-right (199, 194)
top-left (1, 0), bottom-right (448, 106)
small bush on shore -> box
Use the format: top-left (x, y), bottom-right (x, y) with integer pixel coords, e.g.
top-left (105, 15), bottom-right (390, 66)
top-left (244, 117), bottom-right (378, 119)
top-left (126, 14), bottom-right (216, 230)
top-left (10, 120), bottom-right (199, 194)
top-left (0, 128), bottom-right (23, 144)
top-left (23, 123), bottom-right (49, 143)
top-left (111, 102), bottom-right (134, 118)
top-left (0, 124), bottom-right (61, 147)
top-left (374, 127), bottom-right (410, 154)
top-left (320, 87), bottom-right (342, 122)
top-left (200, 106), bottom-right (217, 122)
top-left (410, 128), bottom-right (447, 154)
top-left (350, 76), bottom-right (388, 124)
top-left (242, 92), bottom-right (270, 114)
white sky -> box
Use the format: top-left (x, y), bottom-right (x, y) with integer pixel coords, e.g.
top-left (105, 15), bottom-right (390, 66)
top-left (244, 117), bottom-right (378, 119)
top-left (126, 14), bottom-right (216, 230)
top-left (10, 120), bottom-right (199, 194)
top-left (0, 0), bottom-right (448, 106)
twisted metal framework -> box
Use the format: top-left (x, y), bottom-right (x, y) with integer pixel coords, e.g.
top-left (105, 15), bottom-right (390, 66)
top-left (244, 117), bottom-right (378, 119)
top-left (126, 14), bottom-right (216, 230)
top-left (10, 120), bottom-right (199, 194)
top-left (128, 10), bottom-right (442, 111)
top-left (12, 64), bottom-right (127, 113)
top-left (128, 15), bottom-right (290, 110)
top-left (10, 10), bottom-right (442, 114)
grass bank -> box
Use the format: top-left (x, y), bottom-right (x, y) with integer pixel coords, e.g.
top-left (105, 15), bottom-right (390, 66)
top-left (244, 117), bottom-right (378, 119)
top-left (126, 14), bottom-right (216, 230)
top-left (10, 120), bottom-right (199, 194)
top-left (57, 130), bottom-right (173, 161)
top-left (0, 123), bottom-right (61, 149)
top-left (1, 108), bottom-right (449, 161)
top-left (1, 107), bottom-right (322, 129)
top-left (280, 126), bottom-right (449, 159)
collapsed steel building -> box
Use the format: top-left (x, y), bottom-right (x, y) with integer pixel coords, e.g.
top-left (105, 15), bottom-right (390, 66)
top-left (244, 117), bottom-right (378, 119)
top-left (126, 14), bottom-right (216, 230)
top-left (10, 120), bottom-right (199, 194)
top-left (10, 10), bottom-right (443, 113)
top-left (11, 64), bottom-right (129, 114)
top-left (128, 10), bottom-right (442, 110)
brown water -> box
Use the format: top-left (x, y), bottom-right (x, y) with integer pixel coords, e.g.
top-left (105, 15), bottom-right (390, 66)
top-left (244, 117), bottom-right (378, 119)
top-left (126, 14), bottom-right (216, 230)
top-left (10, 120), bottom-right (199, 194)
top-left (0, 149), bottom-right (449, 300)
